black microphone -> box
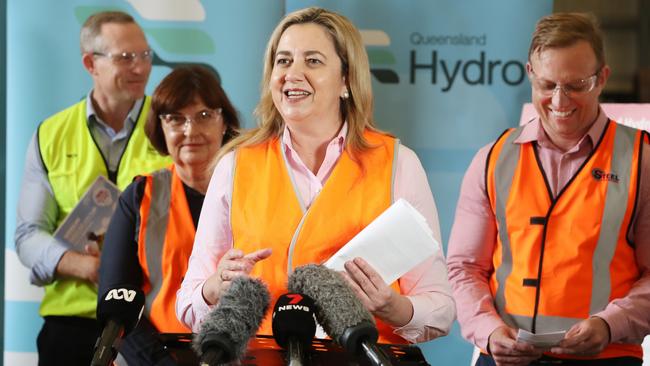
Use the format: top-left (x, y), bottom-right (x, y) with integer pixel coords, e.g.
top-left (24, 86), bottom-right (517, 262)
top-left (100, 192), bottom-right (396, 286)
top-left (272, 293), bottom-right (317, 366)
top-left (288, 264), bottom-right (394, 366)
top-left (91, 284), bottom-right (145, 366)
top-left (193, 276), bottom-right (270, 365)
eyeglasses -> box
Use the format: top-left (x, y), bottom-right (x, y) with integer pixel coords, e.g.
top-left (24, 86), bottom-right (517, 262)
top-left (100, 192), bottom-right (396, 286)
top-left (159, 108), bottom-right (223, 132)
top-left (93, 49), bottom-right (154, 66)
top-left (529, 68), bottom-right (601, 97)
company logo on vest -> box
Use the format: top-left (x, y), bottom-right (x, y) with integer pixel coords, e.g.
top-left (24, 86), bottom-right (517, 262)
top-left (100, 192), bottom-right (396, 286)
top-left (592, 168), bottom-right (620, 183)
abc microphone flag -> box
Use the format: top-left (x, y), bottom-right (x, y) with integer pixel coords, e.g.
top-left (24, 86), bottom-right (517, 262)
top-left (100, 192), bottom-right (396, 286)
top-left (92, 284), bottom-right (145, 366)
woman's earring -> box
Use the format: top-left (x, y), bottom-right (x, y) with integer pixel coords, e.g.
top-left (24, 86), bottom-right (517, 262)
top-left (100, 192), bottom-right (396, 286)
top-left (342, 90), bottom-right (350, 99)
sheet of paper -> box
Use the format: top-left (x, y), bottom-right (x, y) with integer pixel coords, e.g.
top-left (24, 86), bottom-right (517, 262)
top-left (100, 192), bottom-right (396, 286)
top-left (323, 199), bottom-right (440, 284)
top-left (54, 175), bottom-right (121, 252)
top-left (516, 329), bottom-right (566, 348)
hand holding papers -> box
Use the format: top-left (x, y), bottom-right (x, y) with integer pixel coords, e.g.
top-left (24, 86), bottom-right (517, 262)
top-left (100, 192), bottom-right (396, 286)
top-left (54, 176), bottom-right (120, 252)
top-left (324, 199), bottom-right (440, 284)
top-left (517, 329), bottom-right (566, 348)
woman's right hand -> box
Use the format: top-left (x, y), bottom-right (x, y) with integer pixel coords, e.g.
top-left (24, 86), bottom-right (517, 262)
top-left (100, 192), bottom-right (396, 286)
top-left (202, 248), bottom-right (272, 305)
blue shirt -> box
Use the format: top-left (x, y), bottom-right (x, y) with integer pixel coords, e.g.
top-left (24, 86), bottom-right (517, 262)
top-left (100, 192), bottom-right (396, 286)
top-left (14, 93), bottom-right (143, 286)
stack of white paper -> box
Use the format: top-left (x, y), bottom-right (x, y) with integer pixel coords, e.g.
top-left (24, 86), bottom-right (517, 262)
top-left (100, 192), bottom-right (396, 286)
top-left (324, 199), bottom-right (440, 284)
top-left (517, 329), bottom-right (566, 348)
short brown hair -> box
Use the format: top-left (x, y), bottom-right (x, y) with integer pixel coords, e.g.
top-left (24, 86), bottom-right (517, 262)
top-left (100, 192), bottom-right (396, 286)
top-left (80, 11), bottom-right (137, 53)
top-left (145, 65), bottom-right (240, 155)
top-left (528, 12), bottom-right (605, 69)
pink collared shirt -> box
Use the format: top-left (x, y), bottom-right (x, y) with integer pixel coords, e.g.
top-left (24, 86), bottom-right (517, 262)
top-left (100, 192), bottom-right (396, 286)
top-left (177, 123), bottom-right (456, 343)
top-left (447, 109), bottom-right (650, 350)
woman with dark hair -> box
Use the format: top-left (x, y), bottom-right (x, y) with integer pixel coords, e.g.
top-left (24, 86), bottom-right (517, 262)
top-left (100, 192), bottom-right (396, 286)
top-left (98, 65), bottom-right (239, 365)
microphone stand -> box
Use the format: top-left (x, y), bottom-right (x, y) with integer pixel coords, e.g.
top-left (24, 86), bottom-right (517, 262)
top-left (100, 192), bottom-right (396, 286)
top-left (360, 341), bottom-right (393, 366)
top-left (90, 321), bottom-right (124, 366)
top-left (200, 348), bottom-right (225, 366)
top-left (339, 323), bottom-right (394, 366)
top-left (287, 338), bottom-right (305, 366)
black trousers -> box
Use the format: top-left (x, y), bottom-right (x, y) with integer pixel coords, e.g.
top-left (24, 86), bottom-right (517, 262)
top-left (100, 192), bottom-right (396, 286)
top-left (37, 316), bottom-right (101, 366)
top-left (476, 353), bottom-right (642, 366)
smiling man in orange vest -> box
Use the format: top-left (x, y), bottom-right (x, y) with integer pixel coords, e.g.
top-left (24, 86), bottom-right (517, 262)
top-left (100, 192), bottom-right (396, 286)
top-left (447, 12), bottom-right (650, 366)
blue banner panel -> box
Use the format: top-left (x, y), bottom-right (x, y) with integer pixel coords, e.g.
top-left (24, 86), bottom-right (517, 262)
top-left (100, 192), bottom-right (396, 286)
top-left (4, 302), bottom-right (42, 353)
top-left (5, 0), bottom-right (284, 361)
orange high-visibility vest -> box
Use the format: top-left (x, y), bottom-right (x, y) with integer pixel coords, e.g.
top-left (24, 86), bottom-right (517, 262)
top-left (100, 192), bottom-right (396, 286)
top-left (486, 120), bottom-right (643, 359)
top-left (231, 130), bottom-right (406, 344)
top-left (138, 165), bottom-right (194, 332)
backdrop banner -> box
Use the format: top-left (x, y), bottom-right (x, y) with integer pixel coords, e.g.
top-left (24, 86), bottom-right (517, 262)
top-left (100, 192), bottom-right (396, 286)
top-left (6, 1), bottom-right (558, 365)
top-left (285, 1), bottom-right (553, 364)
top-left (4, 1), bottom-right (282, 364)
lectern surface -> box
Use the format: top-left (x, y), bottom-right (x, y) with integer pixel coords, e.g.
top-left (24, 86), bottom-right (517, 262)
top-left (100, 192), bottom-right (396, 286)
top-left (160, 334), bottom-right (431, 366)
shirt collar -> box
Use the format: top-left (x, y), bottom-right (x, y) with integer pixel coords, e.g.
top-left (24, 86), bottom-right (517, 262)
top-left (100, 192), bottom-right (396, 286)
top-left (515, 106), bottom-right (608, 151)
top-left (281, 121), bottom-right (348, 154)
top-left (85, 91), bottom-right (143, 129)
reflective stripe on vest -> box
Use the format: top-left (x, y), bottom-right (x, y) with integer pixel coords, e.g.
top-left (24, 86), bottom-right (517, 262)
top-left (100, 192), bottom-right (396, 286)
top-left (138, 166), bottom-right (193, 332)
top-left (37, 97), bottom-right (172, 318)
top-left (487, 121), bottom-right (643, 359)
top-left (231, 130), bottom-right (405, 344)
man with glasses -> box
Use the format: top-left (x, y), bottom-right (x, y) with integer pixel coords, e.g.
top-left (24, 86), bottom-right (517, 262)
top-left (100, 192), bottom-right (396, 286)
top-left (15, 11), bottom-right (170, 365)
top-left (448, 12), bottom-right (650, 366)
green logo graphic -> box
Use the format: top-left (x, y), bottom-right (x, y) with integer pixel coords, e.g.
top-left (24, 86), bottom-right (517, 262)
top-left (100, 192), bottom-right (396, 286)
top-left (362, 29), bottom-right (399, 83)
top-left (74, 3), bottom-right (220, 82)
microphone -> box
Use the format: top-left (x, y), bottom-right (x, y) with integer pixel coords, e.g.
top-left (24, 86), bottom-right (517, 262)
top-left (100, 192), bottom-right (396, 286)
top-left (272, 293), bottom-right (317, 366)
top-left (288, 264), bottom-right (394, 366)
top-left (91, 284), bottom-right (145, 366)
top-left (193, 276), bottom-right (270, 365)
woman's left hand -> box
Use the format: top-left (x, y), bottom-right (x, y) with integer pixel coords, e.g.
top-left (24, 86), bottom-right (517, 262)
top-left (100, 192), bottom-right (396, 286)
top-left (342, 257), bottom-right (414, 327)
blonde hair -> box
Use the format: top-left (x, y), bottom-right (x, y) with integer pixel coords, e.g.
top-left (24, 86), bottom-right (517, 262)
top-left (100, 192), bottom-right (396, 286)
top-left (529, 12), bottom-right (605, 69)
top-left (218, 7), bottom-right (384, 162)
